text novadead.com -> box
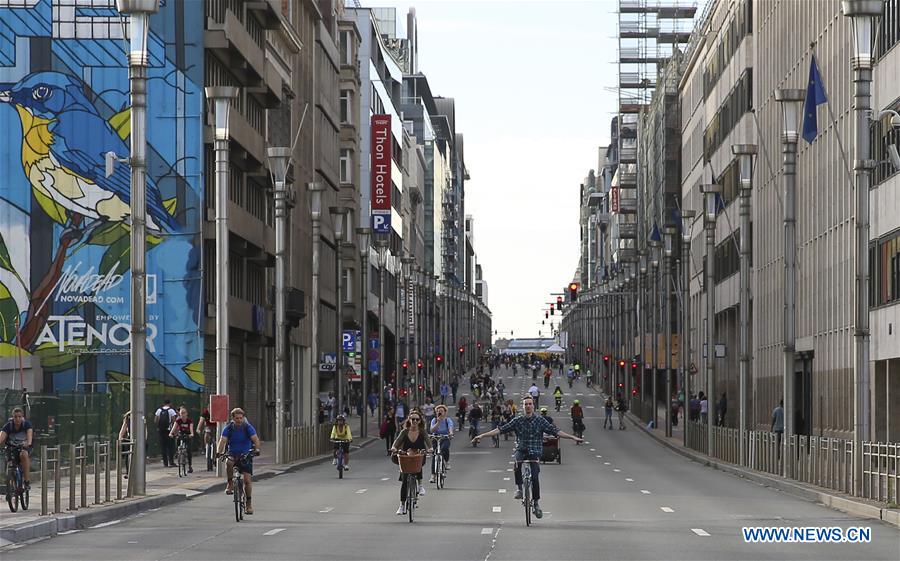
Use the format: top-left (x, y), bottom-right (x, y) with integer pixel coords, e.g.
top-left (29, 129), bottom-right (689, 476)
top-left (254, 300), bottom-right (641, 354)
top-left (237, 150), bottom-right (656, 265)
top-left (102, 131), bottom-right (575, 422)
top-left (742, 526), bottom-right (872, 543)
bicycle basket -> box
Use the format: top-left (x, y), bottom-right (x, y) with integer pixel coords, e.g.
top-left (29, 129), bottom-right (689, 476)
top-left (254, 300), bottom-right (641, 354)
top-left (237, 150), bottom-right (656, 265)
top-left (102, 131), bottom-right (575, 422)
top-left (397, 453), bottom-right (424, 474)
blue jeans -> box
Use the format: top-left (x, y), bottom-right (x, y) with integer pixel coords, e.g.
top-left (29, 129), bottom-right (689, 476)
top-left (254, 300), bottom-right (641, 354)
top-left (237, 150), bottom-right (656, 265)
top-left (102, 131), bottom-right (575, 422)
top-left (513, 450), bottom-right (541, 500)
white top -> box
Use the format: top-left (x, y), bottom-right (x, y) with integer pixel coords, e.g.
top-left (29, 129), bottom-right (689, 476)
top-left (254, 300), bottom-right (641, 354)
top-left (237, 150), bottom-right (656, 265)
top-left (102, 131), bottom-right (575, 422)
top-left (528, 385), bottom-right (540, 397)
top-left (422, 403), bottom-right (435, 416)
top-left (700, 399), bottom-right (708, 414)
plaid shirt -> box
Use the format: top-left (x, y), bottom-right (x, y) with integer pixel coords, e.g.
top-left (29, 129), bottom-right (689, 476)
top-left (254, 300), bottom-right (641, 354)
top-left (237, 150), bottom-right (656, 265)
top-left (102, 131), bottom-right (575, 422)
top-left (498, 414), bottom-right (559, 456)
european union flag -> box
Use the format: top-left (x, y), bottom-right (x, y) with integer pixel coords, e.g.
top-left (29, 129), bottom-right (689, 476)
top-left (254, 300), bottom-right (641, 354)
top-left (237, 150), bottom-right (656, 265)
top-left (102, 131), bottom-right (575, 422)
top-left (649, 223), bottom-right (661, 243)
top-left (802, 55), bottom-right (828, 144)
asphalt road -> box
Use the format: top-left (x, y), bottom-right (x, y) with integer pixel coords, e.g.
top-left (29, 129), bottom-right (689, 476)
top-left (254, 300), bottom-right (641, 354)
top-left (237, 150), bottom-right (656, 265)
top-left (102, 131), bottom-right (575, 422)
top-left (4, 367), bottom-right (898, 561)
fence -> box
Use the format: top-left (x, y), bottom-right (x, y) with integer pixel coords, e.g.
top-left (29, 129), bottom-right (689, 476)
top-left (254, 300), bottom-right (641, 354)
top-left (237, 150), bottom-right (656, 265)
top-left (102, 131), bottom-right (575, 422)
top-left (33, 439), bottom-right (124, 516)
top-left (283, 424), bottom-right (331, 463)
top-left (683, 421), bottom-right (898, 505)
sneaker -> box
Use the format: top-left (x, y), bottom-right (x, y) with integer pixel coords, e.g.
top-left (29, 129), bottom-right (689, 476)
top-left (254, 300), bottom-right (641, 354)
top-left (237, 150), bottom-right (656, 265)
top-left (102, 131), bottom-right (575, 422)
top-left (418, 485), bottom-right (426, 496)
top-left (188, 467), bottom-right (193, 473)
top-left (245, 501), bottom-right (254, 515)
top-left (333, 458), bottom-right (337, 465)
top-left (514, 488), bottom-right (523, 500)
top-left (533, 502), bottom-right (543, 519)
top-left (396, 504), bottom-right (407, 515)
top-left (343, 465), bottom-right (350, 471)
top-left (23, 481), bottom-right (30, 491)
top-left (445, 462), bottom-right (451, 470)
top-left (429, 475), bottom-right (436, 483)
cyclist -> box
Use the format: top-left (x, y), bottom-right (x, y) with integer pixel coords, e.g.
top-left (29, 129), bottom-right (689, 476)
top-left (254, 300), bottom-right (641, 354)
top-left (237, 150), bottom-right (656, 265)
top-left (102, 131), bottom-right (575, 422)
top-left (496, 379), bottom-right (506, 400)
top-left (570, 400), bottom-right (585, 437)
top-left (168, 405), bottom-right (195, 473)
top-left (472, 396), bottom-right (582, 518)
top-left (217, 408), bottom-right (260, 515)
top-left (457, 395), bottom-right (468, 426)
top-left (197, 408), bottom-right (217, 471)
top-left (390, 413), bottom-right (431, 515)
top-left (542, 367), bottom-right (552, 389)
top-left (585, 369), bottom-right (594, 389)
top-left (468, 402), bottom-right (483, 439)
top-left (527, 383), bottom-right (540, 408)
top-left (539, 406), bottom-right (554, 426)
top-left (429, 404), bottom-right (455, 480)
top-left (0, 407), bottom-right (33, 490)
top-left (331, 414), bottom-right (353, 470)
top-left (553, 385), bottom-right (564, 410)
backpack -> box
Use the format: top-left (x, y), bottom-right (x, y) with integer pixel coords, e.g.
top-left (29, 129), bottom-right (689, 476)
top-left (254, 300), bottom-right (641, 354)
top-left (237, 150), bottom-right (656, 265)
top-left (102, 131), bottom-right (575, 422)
top-left (157, 406), bottom-right (173, 433)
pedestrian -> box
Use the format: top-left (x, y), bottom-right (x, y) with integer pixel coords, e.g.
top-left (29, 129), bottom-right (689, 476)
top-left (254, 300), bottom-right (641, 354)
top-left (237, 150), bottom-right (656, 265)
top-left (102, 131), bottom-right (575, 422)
top-left (326, 392), bottom-right (337, 422)
top-left (450, 377), bottom-right (459, 402)
top-left (318, 403), bottom-right (326, 424)
top-left (528, 383), bottom-right (540, 408)
top-left (439, 382), bottom-right (449, 405)
top-left (368, 391), bottom-right (378, 415)
top-left (772, 399), bottom-right (785, 459)
top-left (395, 399), bottom-right (407, 428)
top-left (381, 406), bottom-right (397, 455)
top-left (154, 399), bottom-right (177, 467)
top-left (671, 394), bottom-right (680, 427)
top-left (422, 396), bottom-right (436, 429)
top-left (615, 396), bottom-right (627, 430)
top-left (689, 393), bottom-right (700, 421)
top-left (603, 396), bottom-right (614, 429)
top-left (699, 392), bottom-right (708, 424)
top-left (717, 392), bottom-right (727, 426)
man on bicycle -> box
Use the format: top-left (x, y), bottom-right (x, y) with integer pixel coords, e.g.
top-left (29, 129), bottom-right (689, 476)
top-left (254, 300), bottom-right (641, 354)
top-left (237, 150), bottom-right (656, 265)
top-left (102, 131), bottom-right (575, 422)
top-left (169, 405), bottom-right (195, 473)
top-left (570, 400), bottom-right (585, 436)
top-left (217, 408), bottom-right (260, 514)
top-left (0, 407), bottom-right (33, 490)
top-left (429, 404), bottom-right (454, 481)
top-left (331, 415), bottom-right (352, 470)
top-left (472, 396), bottom-right (581, 518)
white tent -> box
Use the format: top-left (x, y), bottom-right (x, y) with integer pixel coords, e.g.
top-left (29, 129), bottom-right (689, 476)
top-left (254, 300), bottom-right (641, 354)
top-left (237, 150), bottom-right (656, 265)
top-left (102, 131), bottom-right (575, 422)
top-left (545, 343), bottom-right (566, 354)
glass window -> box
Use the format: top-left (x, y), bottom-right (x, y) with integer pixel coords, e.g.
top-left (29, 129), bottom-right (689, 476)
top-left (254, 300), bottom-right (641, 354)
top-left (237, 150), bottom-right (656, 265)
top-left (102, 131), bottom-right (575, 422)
top-left (340, 149), bottom-right (352, 184)
top-left (340, 89), bottom-right (352, 123)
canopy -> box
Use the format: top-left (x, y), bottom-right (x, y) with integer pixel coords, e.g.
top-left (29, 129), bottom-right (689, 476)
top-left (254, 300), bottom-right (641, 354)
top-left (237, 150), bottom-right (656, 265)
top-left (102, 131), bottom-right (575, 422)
top-left (545, 343), bottom-right (566, 353)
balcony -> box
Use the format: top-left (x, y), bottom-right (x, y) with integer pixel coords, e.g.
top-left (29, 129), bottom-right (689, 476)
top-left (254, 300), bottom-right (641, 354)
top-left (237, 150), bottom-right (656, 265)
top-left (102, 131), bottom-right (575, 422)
top-left (206, 9), bottom-right (265, 86)
top-left (619, 222), bottom-right (638, 239)
top-left (619, 197), bottom-right (638, 214)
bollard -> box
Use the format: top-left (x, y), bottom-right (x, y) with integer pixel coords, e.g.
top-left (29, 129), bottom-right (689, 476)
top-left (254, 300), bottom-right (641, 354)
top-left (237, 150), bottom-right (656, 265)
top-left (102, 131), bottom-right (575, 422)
top-left (69, 443), bottom-right (77, 511)
top-left (105, 441), bottom-right (111, 503)
top-left (94, 441), bottom-right (100, 505)
top-left (80, 444), bottom-right (87, 508)
top-left (116, 439), bottom-right (122, 501)
top-left (41, 445), bottom-right (48, 515)
top-left (54, 445), bottom-right (61, 514)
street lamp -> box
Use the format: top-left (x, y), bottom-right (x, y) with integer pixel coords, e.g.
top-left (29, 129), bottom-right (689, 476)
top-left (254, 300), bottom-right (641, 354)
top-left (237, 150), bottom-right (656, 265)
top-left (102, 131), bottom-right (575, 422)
top-left (679, 209), bottom-right (696, 448)
top-left (701, 183), bottom-right (721, 459)
top-left (375, 238), bottom-right (390, 423)
top-left (732, 144), bottom-right (757, 466)
top-left (663, 226), bottom-right (676, 437)
top-left (116, 0), bottom-right (159, 497)
top-left (267, 147), bottom-right (291, 464)
top-left (774, 88), bottom-right (804, 476)
top-left (329, 206), bottom-right (349, 415)
top-left (356, 227), bottom-right (371, 438)
top-left (638, 251), bottom-right (648, 418)
top-left (649, 240), bottom-right (660, 429)
top-left (308, 182), bottom-right (324, 424)
top-left (842, 0), bottom-right (883, 496)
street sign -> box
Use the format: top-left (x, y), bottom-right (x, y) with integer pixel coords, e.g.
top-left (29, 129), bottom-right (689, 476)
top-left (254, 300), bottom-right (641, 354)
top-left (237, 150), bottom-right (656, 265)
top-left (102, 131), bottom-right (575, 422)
top-left (368, 359), bottom-right (380, 373)
top-left (342, 330), bottom-right (357, 352)
top-left (210, 394), bottom-right (229, 423)
top-left (368, 349), bottom-right (379, 361)
top-left (701, 344), bottom-right (727, 358)
top-left (320, 353), bottom-right (337, 371)
top-left (369, 339), bottom-right (379, 349)
top-left (372, 211), bottom-right (390, 233)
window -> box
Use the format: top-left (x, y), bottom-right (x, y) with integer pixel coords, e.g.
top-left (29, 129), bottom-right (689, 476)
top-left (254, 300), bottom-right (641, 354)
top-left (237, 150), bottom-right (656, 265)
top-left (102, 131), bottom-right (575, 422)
top-left (703, 70), bottom-right (753, 161)
top-left (878, 0), bottom-right (899, 59)
top-left (340, 89), bottom-right (352, 124)
top-left (714, 233), bottom-right (740, 284)
top-left (340, 30), bottom-right (353, 65)
top-left (340, 149), bottom-right (352, 184)
top-left (873, 231), bottom-right (900, 307)
top-left (229, 252), bottom-right (244, 299)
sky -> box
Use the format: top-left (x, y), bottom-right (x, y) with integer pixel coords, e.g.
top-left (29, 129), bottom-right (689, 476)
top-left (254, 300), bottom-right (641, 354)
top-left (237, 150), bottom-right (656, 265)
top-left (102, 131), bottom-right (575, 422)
top-left (362, 0), bottom-right (621, 341)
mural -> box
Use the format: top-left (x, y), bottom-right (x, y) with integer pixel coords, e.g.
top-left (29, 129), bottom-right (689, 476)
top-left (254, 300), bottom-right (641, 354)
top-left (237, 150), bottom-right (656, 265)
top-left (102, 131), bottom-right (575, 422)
top-left (0, 0), bottom-right (203, 394)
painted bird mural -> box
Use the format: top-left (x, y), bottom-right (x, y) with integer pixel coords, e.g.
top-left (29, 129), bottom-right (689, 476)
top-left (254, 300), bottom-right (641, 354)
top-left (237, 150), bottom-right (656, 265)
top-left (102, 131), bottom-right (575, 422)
top-left (0, 71), bottom-right (180, 233)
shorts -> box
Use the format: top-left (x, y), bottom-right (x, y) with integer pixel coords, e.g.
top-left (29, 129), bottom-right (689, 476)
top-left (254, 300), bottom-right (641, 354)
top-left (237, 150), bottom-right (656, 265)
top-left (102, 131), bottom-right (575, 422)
top-left (5, 444), bottom-right (32, 459)
top-left (228, 453), bottom-right (253, 475)
top-left (333, 441), bottom-right (350, 453)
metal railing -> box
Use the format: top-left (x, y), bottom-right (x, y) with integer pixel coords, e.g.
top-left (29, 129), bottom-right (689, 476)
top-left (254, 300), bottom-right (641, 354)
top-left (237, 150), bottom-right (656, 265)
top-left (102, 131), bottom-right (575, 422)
top-left (283, 424), bottom-right (331, 463)
top-left (38, 440), bottom-right (120, 516)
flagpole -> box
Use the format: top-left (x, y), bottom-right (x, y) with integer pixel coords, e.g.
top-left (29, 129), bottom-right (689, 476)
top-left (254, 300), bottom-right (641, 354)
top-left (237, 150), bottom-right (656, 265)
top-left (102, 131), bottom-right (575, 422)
top-left (808, 46), bottom-right (855, 186)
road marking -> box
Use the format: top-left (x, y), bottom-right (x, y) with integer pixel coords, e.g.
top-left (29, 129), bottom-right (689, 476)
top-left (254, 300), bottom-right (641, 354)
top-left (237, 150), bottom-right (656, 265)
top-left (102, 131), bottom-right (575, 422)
top-left (506, 468), bottom-right (513, 472)
top-left (596, 455), bottom-right (602, 458)
top-left (492, 506), bottom-right (502, 513)
top-left (641, 490), bottom-right (651, 494)
top-left (263, 528), bottom-right (286, 536)
top-left (58, 530), bottom-right (80, 535)
top-left (127, 541), bottom-right (138, 544)
top-left (481, 527), bottom-right (493, 535)
top-left (487, 469), bottom-right (504, 473)
top-left (355, 488), bottom-right (368, 494)
top-left (604, 462), bottom-right (611, 465)
top-left (381, 477), bottom-right (390, 481)
top-left (625, 478), bottom-right (634, 482)
top-left (90, 520), bottom-right (122, 529)
top-left (589, 393), bottom-right (598, 397)
top-left (692, 528), bottom-right (710, 537)
top-left (586, 405), bottom-right (596, 409)
top-left (590, 448), bottom-right (596, 451)
top-left (319, 507), bottom-right (335, 513)
top-left (613, 469), bottom-right (621, 472)
top-left (503, 477), bottom-right (510, 481)
top-left (498, 488), bottom-right (506, 493)
top-left (577, 393), bottom-right (584, 396)
top-left (660, 507), bottom-right (674, 513)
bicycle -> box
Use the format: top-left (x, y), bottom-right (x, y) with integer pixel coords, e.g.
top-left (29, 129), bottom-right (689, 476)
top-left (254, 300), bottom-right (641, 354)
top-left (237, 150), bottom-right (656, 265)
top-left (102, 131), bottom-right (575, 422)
top-left (555, 396), bottom-right (562, 412)
top-left (219, 450), bottom-right (259, 522)
top-left (395, 450), bottom-right (428, 523)
top-left (517, 456), bottom-right (541, 526)
top-left (5, 443), bottom-right (28, 512)
top-left (175, 436), bottom-right (189, 477)
top-left (430, 435), bottom-right (451, 489)
top-left (204, 431), bottom-right (215, 471)
top-left (331, 439), bottom-right (350, 479)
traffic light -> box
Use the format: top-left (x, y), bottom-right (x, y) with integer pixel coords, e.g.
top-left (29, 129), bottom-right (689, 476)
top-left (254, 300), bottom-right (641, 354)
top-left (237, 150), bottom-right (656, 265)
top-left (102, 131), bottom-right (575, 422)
top-left (417, 359), bottom-right (424, 369)
top-left (631, 387), bottom-right (638, 396)
top-left (603, 355), bottom-right (610, 364)
top-left (618, 359), bottom-right (626, 368)
top-left (402, 359), bottom-right (409, 370)
top-left (550, 304), bottom-right (554, 316)
top-left (477, 342), bottom-right (482, 349)
top-left (418, 384), bottom-right (424, 391)
top-left (545, 311), bottom-right (549, 319)
top-left (569, 282), bottom-right (579, 301)
top-left (631, 361), bottom-right (638, 371)
top-left (556, 295), bottom-right (563, 309)
top-left (458, 346), bottom-right (465, 354)
top-left (586, 346), bottom-right (592, 354)
top-left (617, 382), bottom-right (624, 389)
top-left (436, 354), bottom-right (444, 364)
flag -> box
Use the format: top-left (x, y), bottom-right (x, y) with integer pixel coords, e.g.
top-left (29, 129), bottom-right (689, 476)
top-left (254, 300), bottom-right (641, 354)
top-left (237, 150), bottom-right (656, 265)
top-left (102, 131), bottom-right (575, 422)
top-left (715, 192), bottom-right (726, 213)
top-left (802, 55), bottom-right (828, 144)
top-left (649, 223), bottom-right (661, 243)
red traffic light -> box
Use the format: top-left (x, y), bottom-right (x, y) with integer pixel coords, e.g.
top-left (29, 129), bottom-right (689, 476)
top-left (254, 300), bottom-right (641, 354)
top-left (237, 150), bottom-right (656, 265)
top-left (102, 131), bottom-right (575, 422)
top-left (418, 384), bottom-right (424, 391)
top-left (545, 311), bottom-right (549, 319)
top-left (618, 382), bottom-right (624, 389)
top-left (458, 346), bottom-right (465, 354)
top-left (436, 354), bottom-right (444, 363)
top-left (556, 295), bottom-right (562, 306)
top-left (417, 359), bottom-right (424, 369)
top-left (400, 388), bottom-right (409, 396)
top-left (631, 362), bottom-right (638, 370)
top-left (586, 346), bottom-right (592, 354)
top-left (603, 355), bottom-right (610, 363)
top-left (631, 387), bottom-right (638, 396)
top-left (618, 359), bottom-right (626, 367)
top-left (477, 342), bottom-right (482, 349)
top-left (402, 360), bottom-right (409, 370)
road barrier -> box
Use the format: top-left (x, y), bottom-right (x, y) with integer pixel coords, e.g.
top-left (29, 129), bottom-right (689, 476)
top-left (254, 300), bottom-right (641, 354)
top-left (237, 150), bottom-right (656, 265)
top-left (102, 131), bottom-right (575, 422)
top-left (38, 441), bottom-right (118, 516)
top-left (283, 424), bottom-right (331, 463)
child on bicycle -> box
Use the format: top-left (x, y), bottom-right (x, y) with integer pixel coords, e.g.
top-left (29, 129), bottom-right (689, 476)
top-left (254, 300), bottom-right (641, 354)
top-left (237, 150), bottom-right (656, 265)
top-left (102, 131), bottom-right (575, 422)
top-left (169, 405), bottom-right (195, 473)
top-left (330, 415), bottom-right (353, 470)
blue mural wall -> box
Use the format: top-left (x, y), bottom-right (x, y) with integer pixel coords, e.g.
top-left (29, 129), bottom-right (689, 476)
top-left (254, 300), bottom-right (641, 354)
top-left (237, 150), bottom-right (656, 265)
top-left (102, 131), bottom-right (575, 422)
top-left (0, 0), bottom-right (204, 394)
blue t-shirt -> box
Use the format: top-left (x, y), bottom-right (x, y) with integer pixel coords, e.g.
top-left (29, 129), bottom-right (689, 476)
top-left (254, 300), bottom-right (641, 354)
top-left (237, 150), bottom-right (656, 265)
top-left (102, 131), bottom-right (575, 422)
top-left (222, 421), bottom-right (257, 454)
top-left (1, 419), bottom-right (32, 445)
top-left (430, 417), bottom-right (455, 435)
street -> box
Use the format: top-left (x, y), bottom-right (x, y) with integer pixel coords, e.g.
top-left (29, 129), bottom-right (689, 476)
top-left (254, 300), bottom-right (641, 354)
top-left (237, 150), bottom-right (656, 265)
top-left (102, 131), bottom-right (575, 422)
top-left (4, 369), bottom-right (897, 561)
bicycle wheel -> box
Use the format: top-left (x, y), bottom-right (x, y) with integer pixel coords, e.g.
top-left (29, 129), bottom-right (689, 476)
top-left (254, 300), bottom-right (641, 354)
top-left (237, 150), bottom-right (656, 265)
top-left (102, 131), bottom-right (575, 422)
top-left (523, 478), bottom-right (531, 526)
top-left (18, 469), bottom-right (28, 511)
top-left (337, 450), bottom-right (344, 479)
top-left (6, 471), bottom-right (18, 513)
top-left (406, 475), bottom-right (415, 523)
top-left (234, 475), bottom-right (243, 522)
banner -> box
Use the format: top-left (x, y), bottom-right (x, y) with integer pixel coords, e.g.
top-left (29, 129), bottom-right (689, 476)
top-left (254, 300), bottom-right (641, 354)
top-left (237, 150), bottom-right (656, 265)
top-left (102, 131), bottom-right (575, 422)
top-left (611, 186), bottom-right (620, 213)
top-left (370, 114), bottom-right (391, 213)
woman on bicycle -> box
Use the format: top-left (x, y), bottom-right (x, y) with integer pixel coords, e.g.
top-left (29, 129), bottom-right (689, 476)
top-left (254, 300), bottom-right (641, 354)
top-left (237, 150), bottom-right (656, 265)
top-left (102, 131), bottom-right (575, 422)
top-left (429, 404), bottom-right (454, 481)
top-left (553, 385), bottom-right (564, 410)
top-left (331, 414), bottom-right (353, 470)
top-left (168, 405), bottom-right (194, 473)
top-left (390, 413), bottom-right (431, 515)
top-left (197, 408), bottom-right (217, 471)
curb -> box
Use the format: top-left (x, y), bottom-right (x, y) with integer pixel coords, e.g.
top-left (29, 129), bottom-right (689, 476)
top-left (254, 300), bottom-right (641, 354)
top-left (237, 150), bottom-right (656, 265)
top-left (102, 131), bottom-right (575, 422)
top-left (625, 413), bottom-right (900, 529)
top-left (0, 436), bottom-right (380, 546)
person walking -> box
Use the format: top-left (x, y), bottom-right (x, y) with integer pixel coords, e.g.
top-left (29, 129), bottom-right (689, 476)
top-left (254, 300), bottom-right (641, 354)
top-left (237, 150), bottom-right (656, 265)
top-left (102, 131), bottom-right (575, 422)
top-left (326, 392), bottom-right (337, 422)
top-left (772, 399), bottom-right (785, 460)
top-left (368, 390), bottom-right (378, 416)
top-left (154, 399), bottom-right (177, 467)
top-left (615, 396), bottom-right (627, 430)
top-left (439, 382), bottom-right (449, 405)
top-left (528, 383), bottom-right (540, 408)
top-left (450, 377), bottom-right (459, 402)
top-left (381, 406), bottom-right (397, 455)
top-left (603, 396), bottom-right (614, 429)
top-left (671, 394), bottom-right (680, 427)
top-left (717, 392), bottom-right (727, 427)
top-left (699, 392), bottom-right (708, 424)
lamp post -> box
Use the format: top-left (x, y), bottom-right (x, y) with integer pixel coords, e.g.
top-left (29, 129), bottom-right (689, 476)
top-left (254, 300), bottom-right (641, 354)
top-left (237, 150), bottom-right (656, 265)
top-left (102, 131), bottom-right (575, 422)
top-left (649, 241), bottom-right (660, 429)
top-left (356, 227), bottom-right (371, 438)
top-left (842, 0), bottom-right (882, 496)
top-left (732, 144), bottom-right (758, 466)
top-left (664, 226), bottom-right (676, 437)
top-left (774, 88), bottom-right (804, 476)
top-left (401, 257), bottom-right (415, 388)
top-left (308, 182), bottom-right (324, 424)
top-left (329, 207), bottom-right (349, 415)
top-left (701, 183), bottom-right (722, 459)
top-left (267, 147), bottom-right (291, 464)
top-left (375, 239), bottom-right (389, 422)
top-left (639, 252), bottom-right (648, 419)
top-left (117, 0), bottom-right (160, 496)
top-left (679, 210), bottom-right (696, 447)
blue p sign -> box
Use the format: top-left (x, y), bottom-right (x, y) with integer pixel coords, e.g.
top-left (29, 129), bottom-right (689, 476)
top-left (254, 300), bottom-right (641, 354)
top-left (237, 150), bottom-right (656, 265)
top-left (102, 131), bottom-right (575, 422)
top-left (372, 212), bottom-right (390, 233)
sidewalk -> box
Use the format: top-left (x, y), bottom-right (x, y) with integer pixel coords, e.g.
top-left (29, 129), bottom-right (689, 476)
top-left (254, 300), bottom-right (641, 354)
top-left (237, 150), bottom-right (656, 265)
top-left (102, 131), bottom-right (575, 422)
top-left (0, 429), bottom-right (379, 546)
top-left (624, 405), bottom-right (900, 529)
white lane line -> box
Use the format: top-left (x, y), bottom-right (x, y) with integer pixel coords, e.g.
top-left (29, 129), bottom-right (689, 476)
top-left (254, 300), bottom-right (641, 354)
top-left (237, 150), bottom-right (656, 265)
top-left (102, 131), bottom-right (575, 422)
top-left (506, 468), bottom-right (513, 472)
top-left (604, 462), bottom-right (611, 465)
top-left (503, 477), bottom-right (510, 481)
top-left (355, 488), bottom-right (368, 494)
top-left (692, 528), bottom-right (711, 537)
top-left (319, 506), bottom-right (335, 513)
top-left (498, 488), bottom-right (507, 493)
top-left (481, 527), bottom-right (493, 535)
top-left (127, 541), bottom-right (138, 544)
top-left (492, 506), bottom-right (502, 513)
top-left (613, 469), bottom-right (621, 472)
top-left (640, 490), bottom-right (651, 494)
top-left (660, 507), bottom-right (674, 513)
top-left (596, 455), bottom-right (602, 458)
top-left (487, 469), bottom-right (504, 473)
top-left (90, 520), bottom-right (122, 529)
top-left (590, 448), bottom-right (596, 451)
top-left (58, 530), bottom-right (81, 535)
top-left (586, 405), bottom-right (596, 409)
top-left (381, 477), bottom-right (390, 481)
top-left (625, 478), bottom-right (634, 482)
top-left (263, 528), bottom-right (286, 536)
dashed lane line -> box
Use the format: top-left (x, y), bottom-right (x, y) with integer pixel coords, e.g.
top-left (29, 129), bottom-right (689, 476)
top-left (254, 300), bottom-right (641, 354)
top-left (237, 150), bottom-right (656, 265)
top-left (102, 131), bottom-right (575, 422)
top-left (692, 528), bottom-right (711, 537)
top-left (613, 469), bottom-right (621, 472)
top-left (355, 488), bottom-right (368, 494)
top-left (640, 490), bottom-right (651, 495)
top-left (492, 506), bottom-right (502, 513)
top-left (263, 528), bottom-right (286, 536)
top-left (660, 507), bottom-right (674, 513)
top-left (319, 507), bottom-right (335, 513)
top-left (481, 528), bottom-right (493, 535)
top-left (498, 489), bottom-right (507, 493)
top-left (625, 478), bottom-right (634, 482)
